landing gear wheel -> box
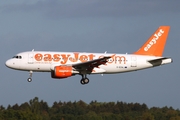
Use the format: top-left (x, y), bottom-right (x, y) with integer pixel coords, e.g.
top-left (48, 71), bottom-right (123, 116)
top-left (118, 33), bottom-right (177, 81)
top-left (27, 71), bottom-right (33, 82)
top-left (80, 78), bottom-right (89, 85)
top-left (80, 79), bottom-right (85, 85)
top-left (80, 74), bottom-right (90, 85)
top-left (84, 78), bottom-right (89, 84)
top-left (27, 78), bottom-right (32, 82)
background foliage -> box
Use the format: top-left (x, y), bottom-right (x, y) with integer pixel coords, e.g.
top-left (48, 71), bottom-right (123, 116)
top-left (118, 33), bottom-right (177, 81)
top-left (0, 97), bottom-right (180, 120)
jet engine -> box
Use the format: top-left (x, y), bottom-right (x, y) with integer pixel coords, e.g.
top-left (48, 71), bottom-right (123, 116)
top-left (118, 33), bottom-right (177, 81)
top-left (51, 66), bottom-right (74, 78)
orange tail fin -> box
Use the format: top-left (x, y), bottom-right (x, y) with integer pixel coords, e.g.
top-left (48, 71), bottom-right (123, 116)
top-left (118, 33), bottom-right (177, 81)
top-left (134, 26), bottom-right (170, 56)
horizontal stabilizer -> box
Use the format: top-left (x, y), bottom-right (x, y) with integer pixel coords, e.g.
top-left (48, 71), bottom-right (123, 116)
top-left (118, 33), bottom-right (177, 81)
top-left (147, 57), bottom-right (172, 66)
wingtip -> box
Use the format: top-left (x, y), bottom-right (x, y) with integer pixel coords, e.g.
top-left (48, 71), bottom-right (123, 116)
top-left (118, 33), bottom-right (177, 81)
top-left (111, 54), bottom-right (116, 58)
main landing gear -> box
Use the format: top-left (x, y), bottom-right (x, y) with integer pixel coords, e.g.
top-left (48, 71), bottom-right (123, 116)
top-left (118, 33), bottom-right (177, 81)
top-left (80, 74), bottom-right (89, 85)
top-left (27, 71), bottom-right (33, 82)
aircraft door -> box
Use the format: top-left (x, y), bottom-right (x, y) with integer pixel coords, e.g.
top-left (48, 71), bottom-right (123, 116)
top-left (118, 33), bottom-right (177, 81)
top-left (28, 53), bottom-right (34, 64)
top-left (131, 56), bottom-right (137, 67)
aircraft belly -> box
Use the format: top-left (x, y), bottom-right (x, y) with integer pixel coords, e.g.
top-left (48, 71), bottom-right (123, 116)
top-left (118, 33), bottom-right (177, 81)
top-left (21, 63), bottom-right (51, 72)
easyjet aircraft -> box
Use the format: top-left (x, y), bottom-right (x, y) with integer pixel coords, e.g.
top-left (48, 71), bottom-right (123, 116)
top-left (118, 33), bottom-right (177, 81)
top-left (5, 26), bottom-right (172, 85)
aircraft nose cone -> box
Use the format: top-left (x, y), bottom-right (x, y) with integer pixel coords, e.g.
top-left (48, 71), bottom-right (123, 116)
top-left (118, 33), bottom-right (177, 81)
top-left (5, 60), bottom-right (11, 68)
top-left (5, 59), bottom-right (20, 70)
top-left (5, 59), bottom-right (14, 68)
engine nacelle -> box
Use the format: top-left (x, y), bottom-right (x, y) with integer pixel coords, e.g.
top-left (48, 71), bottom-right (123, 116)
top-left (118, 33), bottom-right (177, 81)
top-left (51, 66), bottom-right (73, 78)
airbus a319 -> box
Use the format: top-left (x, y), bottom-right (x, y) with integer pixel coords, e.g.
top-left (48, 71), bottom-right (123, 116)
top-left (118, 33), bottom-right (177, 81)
top-left (5, 26), bottom-right (172, 85)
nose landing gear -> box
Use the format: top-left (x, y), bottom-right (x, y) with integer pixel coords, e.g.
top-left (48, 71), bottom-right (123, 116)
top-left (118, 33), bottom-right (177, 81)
top-left (27, 71), bottom-right (33, 82)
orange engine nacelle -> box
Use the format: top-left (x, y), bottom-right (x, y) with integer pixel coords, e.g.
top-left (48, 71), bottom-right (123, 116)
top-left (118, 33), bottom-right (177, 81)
top-left (51, 66), bottom-right (73, 78)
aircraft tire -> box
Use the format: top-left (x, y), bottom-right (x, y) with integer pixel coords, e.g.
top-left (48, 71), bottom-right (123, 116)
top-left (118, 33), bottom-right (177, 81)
top-left (80, 79), bottom-right (85, 85)
top-left (27, 78), bottom-right (32, 82)
top-left (84, 78), bottom-right (89, 84)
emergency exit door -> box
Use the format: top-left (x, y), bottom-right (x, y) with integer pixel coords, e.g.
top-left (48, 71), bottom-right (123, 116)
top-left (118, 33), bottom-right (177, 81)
top-left (28, 53), bottom-right (34, 64)
top-left (131, 56), bottom-right (137, 67)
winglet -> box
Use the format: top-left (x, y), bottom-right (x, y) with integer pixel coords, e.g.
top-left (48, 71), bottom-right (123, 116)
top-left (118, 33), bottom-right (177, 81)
top-left (134, 26), bottom-right (170, 56)
top-left (111, 54), bottom-right (116, 58)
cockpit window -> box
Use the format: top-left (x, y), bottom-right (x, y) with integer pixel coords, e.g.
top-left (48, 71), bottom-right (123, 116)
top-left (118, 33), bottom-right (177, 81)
top-left (13, 56), bottom-right (22, 59)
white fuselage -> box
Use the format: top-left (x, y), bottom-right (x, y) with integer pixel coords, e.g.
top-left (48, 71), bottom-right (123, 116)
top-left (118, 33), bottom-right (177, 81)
top-left (5, 26), bottom-right (172, 84)
top-left (5, 51), bottom-right (172, 74)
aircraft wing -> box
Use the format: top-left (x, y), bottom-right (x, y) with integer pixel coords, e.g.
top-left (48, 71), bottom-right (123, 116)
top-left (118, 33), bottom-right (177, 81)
top-left (72, 55), bottom-right (115, 72)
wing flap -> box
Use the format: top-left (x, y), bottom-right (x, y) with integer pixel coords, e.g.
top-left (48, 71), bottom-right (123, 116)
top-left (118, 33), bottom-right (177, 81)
top-left (72, 54), bottom-right (115, 72)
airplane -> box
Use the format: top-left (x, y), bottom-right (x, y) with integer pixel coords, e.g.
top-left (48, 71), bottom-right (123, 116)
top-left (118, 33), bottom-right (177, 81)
top-left (5, 26), bottom-right (172, 85)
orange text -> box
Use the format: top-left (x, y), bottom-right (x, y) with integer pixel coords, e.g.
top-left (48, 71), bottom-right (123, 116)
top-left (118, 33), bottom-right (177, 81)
top-left (34, 53), bottom-right (126, 65)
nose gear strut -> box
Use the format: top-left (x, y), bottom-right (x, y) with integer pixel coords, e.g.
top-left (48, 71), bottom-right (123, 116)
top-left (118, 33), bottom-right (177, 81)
top-left (27, 71), bottom-right (33, 82)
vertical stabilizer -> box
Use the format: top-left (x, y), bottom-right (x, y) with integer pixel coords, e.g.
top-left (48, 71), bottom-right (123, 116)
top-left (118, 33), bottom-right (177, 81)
top-left (134, 26), bottom-right (170, 56)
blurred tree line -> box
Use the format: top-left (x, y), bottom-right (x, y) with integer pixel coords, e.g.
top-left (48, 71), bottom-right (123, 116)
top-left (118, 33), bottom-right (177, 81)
top-left (0, 97), bottom-right (180, 120)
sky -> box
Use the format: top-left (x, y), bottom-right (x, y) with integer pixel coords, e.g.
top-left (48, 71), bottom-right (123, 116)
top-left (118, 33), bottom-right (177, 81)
top-left (0, 0), bottom-right (180, 109)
